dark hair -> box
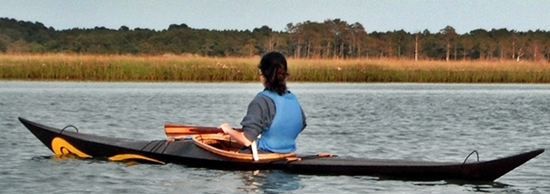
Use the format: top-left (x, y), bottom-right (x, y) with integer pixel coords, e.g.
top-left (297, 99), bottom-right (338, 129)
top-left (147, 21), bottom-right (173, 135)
top-left (258, 52), bottom-right (288, 95)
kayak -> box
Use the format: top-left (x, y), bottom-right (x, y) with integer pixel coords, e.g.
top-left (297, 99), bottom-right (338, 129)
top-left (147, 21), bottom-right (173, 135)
top-left (19, 117), bottom-right (544, 182)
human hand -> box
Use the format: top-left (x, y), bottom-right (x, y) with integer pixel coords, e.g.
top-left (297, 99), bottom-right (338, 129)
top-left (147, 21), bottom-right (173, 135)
top-left (219, 123), bottom-right (231, 134)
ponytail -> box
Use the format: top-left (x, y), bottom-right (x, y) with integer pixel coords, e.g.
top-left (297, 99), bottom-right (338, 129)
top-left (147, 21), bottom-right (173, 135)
top-left (259, 52), bottom-right (288, 95)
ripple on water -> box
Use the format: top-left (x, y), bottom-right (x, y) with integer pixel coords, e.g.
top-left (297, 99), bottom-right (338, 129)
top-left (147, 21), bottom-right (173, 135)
top-left (1, 82), bottom-right (549, 193)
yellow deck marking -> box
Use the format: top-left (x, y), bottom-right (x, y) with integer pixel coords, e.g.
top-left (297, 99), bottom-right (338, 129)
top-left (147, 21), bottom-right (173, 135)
top-left (51, 137), bottom-right (92, 158)
top-left (108, 154), bottom-right (165, 164)
top-left (51, 137), bottom-right (164, 164)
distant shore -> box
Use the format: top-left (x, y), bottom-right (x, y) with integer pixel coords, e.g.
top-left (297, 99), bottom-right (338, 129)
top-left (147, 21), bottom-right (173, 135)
top-left (1, 53), bottom-right (549, 83)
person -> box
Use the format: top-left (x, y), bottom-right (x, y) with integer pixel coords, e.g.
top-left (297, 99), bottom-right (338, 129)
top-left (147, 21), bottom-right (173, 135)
top-left (219, 51), bottom-right (306, 153)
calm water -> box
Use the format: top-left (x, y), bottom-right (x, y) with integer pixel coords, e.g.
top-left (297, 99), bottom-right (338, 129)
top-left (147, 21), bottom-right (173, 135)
top-left (1, 81), bottom-right (549, 193)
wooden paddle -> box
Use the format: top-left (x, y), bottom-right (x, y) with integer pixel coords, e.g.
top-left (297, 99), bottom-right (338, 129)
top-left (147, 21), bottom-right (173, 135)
top-left (164, 123), bottom-right (242, 137)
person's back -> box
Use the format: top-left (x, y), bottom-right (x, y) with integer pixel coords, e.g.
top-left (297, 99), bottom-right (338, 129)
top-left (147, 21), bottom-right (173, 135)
top-left (219, 51), bottom-right (306, 153)
top-left (256, 90), bottom-right (303, 153)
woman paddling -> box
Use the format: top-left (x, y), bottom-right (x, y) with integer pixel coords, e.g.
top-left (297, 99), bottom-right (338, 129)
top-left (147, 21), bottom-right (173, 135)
top-left (219, 51), bottom-right (307, 153)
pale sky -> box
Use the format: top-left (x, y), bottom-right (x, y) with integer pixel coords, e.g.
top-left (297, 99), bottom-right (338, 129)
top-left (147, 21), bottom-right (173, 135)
top-left (1, 0), bottom-right (549, 34)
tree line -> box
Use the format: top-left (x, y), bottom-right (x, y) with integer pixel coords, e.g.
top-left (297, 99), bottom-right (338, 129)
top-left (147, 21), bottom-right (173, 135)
top-left (1, 17), bottom-right (550, 61)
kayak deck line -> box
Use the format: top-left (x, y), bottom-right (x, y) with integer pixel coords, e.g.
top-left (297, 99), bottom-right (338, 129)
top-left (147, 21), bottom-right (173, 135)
top-left (18, 117), bottom-right (545, 182)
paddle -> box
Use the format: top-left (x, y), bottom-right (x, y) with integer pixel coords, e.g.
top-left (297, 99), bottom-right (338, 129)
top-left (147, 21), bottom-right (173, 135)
top-left (164, 123), bottom-right (242, 137)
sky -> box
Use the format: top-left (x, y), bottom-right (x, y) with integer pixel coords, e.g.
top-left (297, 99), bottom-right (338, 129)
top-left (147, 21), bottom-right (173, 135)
top-left (1, 0), bottom-right (549, 34)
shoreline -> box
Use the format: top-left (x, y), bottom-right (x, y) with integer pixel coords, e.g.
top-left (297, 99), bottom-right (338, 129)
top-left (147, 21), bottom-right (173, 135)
top-left (1, 53), bottom-right (549, 83)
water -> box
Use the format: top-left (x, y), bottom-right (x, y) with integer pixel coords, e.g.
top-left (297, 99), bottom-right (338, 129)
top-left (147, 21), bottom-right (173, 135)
top-left (1, 81), bottom-right (549, 193)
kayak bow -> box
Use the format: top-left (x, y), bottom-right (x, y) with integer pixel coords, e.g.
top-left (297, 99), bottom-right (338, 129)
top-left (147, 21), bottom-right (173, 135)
top-left (19, 117), bottom-right (544, 182)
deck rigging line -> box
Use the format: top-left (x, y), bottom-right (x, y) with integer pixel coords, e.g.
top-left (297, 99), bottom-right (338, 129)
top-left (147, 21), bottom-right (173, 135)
top-left (462, 150), bottom-right (480, 165)
top-left (60, 125), bottom-right (79, 134)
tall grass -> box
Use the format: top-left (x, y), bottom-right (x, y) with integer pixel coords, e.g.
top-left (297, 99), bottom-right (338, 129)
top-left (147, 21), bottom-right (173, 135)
top-left (1, 53), bottom-right (549, 83)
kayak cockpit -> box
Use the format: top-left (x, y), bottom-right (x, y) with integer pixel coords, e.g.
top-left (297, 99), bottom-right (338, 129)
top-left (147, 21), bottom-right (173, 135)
top-left (193, 134), bottom-right (296, 161)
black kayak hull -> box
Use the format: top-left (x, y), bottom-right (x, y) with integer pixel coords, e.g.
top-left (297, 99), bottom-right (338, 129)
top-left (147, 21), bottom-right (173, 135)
top-left (19, 117), bottom-right (544, 182)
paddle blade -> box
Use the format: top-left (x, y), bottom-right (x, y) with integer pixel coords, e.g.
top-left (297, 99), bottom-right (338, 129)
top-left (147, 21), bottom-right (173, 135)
top-left (164, 124), bottom-right (224, 136)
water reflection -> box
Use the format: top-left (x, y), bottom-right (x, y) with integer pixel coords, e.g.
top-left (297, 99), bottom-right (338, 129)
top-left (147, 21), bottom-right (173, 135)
top-left (237, 170), bottom-right (302, 193)
top-left (412, 180), bottom-right (513, 193)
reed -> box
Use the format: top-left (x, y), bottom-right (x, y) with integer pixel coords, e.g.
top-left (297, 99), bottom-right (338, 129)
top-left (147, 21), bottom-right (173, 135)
top-left (1, 53), bottom-right (549, 83)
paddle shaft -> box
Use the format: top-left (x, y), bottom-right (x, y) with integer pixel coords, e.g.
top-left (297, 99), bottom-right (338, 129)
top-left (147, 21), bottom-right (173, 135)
top-left (164, 124), bottom-right (241, 136)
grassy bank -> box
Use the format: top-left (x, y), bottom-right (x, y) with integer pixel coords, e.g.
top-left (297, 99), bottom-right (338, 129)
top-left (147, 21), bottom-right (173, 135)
top-left (1, 53), bottom-right (550, 83)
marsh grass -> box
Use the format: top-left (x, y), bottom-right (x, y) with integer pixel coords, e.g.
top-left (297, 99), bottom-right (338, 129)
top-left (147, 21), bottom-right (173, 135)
top-left (1, 53), bottom-right (549, 83)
